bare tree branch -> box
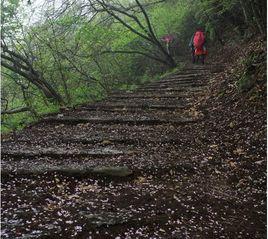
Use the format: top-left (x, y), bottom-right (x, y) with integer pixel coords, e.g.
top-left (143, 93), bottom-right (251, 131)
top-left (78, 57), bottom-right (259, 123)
top-left (91, 0), bottom-right (176, 67)
top-left (1, 107), bottom-right (30, 115)
top-left (1, 44), bottom-right (64, 103)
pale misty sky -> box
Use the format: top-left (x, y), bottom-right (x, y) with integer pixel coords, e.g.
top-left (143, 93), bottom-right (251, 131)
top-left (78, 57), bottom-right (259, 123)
top-left (20, 0), bottom-right (63, 25)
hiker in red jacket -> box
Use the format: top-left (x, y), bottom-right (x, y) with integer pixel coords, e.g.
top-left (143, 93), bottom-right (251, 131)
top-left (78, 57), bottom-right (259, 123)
top-left (189, 28), bottom-right (207, 64)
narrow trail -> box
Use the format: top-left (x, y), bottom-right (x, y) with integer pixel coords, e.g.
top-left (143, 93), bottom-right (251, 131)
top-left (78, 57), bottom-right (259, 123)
top-left (1, 64), bottom-right (265, 238)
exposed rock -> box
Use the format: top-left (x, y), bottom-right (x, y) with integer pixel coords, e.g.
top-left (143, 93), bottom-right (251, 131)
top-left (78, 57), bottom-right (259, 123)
top-left (80, 211), bottom-right (131, 227)
top-left (2, 148), bottom-right (125, 158)
top-left (92, 166), bottom-right (133, 177)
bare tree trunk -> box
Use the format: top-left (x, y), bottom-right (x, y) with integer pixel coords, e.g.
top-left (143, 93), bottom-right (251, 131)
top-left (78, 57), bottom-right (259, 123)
top-left (1, 107), bottom-right (30, 115)
top-left (91, 0), bottom-right (177, 68)
top-left (1, 44), bottom-right (64, 104)
top-left (134, 0), bottom-right (176, 67)
top-left (250, 0), bottom-right (265, 35)
top-left (50, 23), bottom-right (72, 103)
top-left (21, 86), bottom-right (39, 118)
top-left (239, 0), bottom-right (250, 25)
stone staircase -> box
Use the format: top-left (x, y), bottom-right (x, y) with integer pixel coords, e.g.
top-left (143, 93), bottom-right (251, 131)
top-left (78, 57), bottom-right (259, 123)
top-left (2, 64), bottom-right (257, 239)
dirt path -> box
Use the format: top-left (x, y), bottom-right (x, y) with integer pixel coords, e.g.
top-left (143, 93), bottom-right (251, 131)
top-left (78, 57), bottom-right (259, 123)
top-left (1, 64), bottom-right (266, 239)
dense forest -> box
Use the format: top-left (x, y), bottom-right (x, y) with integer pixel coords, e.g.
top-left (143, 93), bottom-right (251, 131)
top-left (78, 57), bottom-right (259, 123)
top-left (1, 0), bottom-right (266, 132)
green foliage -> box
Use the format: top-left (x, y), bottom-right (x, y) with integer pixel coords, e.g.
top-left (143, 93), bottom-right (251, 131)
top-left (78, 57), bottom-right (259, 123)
top-left (238, 73), bottom-right (255, 92)
top-left (194, 0), bottom-right (265, 42)
top-left (1, 0), bottom-right (20, 35)
top-left (2, 0), bottom-right (264, 133)
top-left (160, 63), bottom-right (185, 79)
top-left (237, 50), bottom-right (266, 92)
top-left (150, 1), bottom-right (188, 35)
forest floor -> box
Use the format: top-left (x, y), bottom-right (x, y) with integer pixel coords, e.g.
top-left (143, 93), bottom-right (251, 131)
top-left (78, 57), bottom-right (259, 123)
top-left (1, 46), bottom-right (266, 238)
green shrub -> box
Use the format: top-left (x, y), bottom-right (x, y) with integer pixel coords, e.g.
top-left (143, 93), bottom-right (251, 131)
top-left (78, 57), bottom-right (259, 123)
top-left (237, 50), bottom-right (266, 92)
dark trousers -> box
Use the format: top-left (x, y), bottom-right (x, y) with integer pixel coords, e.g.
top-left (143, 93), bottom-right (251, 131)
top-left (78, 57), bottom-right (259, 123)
top-left (195, 55), bottom-right (205, 64)
top-left (192, 52), bottom-right (205, 64)
top-left (191, 50), bottom-right (195, 63)
top-left (191, 46), bottom-right (206, 64)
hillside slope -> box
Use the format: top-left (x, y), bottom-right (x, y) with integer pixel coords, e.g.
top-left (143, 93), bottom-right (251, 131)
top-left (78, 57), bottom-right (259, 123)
top-left (1, 38), bottom-right (266, 238)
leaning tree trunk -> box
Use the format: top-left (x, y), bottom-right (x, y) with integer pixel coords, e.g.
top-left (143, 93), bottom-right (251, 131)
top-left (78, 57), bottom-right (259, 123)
top-left (134, 0), bottom-right (176, 67)
top-left (250, 0), bottom-right (265, 35)
top-left (239, 0), bottom-right (250, 25)
top-left (92, 0), bottom-right (177, 68)
top-left (1, 44), bottom-right (64, 104)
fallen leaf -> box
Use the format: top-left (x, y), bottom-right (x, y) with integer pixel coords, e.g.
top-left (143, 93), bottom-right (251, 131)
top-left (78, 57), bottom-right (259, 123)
top-left (134, 176), bottom-right (147, 184)
top-left (228, 161), bottom-right (237, 168)
top-left (229, 122), bottom-right (235, 128)
top-left (233, 148), bottom-right (245, 155)
top-left (101, 140), bottom-right (112, 145)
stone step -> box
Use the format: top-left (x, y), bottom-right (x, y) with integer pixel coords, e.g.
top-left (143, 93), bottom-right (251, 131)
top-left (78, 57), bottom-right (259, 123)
top-left (140, 83), bottom-right (204, 90)
top-left (1, 164), bottom-right (134, 178)
top-left (1, 124), bottom-right (198, 149)
top-left (166, 74), bottom-right (205, 79)
top-left (146, 80), bottom-right (203, 87)
top-left (181, 68), bottom-right (209, 72)
top-left (108, 95), bottom-right (181, 99)
top-left (108, 92), bottom-right (203, 99)
top-left (110, 85), bottom-right (203, 95)
top-left (1, 161), bottom-right (196, 179)
top-left (61, 136), bottom-right (183, 145)
top-left (41, 116), bottom-right (198, 126)
top-left (182, 68), bottom-right (223, 74)
top-left (109, 76), bottom-right (205, 94)
top-left (76, 107), bottom-right (171, 113)
top-left (158, 78), bottom-right (203, 83)
top-left (80, 104), bottom-right (186, 111)
top-left (138, 86), bottom-right (205, 92)
top-left (94, 98), bottom-right (189, 108)
top-left (183, 65), bottom-right (223, 71)
top-left (168, 74), bottom-right (205, 79)
top-left (2, 148), bottom-right (126, 158)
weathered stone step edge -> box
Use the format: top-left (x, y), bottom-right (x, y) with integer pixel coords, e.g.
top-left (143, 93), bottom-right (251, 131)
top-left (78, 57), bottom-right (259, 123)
top-left (168, 74), bottom-right (206, 79)
top-left (174, 70), bottom-right (208, 75)
top-left (1, 166), bottom-right (134, 178)
top-left (71, 107), bottom-right (177, 113)
top-left (145, 81), bottom-right (204, 87)
top-left (137, 87), bottom-right (205, 92)
top-left (1, 163), bottom-right (197, 179)
top-left (2, 148), bottom-right (127, 158)
top-left (178, 70), bottom-right (209, 74)
top-left (1, 136), bottom-right (188, 147)
top-left (160, 76), bottom-right (206, 81)
top-left (179, 67), bottom-right (209, 70)
top-left (139, 83), bottom-right (205, 90)
top-left (62, 137), bottom-right (184, 145)
top-left (183, 67), bottom-right (222, 71)
top-left (181, 66), bottom-right (210, 69)
top-left (152, 79), bottom-right (204, 84)
top-left (76, 108), bottom-right (179, 113)
top-left (138, 77), bottom-right (205, 87)
top-left (108, 94), bottom-right (182, 99)
top-left (161, 76), bottom-right (205, 82)
top-left (139, 84), bottom-right (205, 89)
top-left (108, 92), bottom-right (203, 99)
top-left (40, 117), bottom-right (198, 125)
top-left (110, 87), bottom-right (204, 95)
top-left (79, 104), bottom-right (187, 111)
top-left (103, 96), bottom-right (187, 102)
top-left (166, 72), bottom-right (206, 77)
